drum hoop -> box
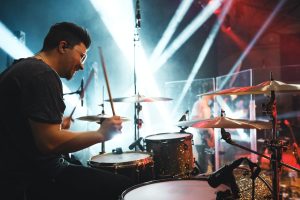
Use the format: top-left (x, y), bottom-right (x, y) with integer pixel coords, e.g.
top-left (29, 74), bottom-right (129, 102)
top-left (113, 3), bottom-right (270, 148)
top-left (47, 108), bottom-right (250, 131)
top-left (121, 177), bottom-right (207, 198)
top-left (144, 132), bottom-right (193, 143)
top-left (88, 152), bottom-right (153, 169)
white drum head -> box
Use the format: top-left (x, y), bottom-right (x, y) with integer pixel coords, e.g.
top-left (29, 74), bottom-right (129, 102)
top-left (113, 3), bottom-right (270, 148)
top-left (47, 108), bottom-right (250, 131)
top-left (122, 179), bottom-right (228, 200)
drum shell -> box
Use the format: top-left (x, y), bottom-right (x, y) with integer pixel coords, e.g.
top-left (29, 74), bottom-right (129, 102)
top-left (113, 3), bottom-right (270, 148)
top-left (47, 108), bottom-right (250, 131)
top-left (88, 151), bottom-right (154, 184)
top-left (144, 132), bottom-right (194, 178)
top-left (232, 166), bottom-right (272, 200)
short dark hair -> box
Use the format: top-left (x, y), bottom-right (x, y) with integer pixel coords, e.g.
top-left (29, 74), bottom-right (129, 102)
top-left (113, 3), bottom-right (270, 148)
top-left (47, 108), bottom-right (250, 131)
top-left (41, 22), bottom-right (91, 51)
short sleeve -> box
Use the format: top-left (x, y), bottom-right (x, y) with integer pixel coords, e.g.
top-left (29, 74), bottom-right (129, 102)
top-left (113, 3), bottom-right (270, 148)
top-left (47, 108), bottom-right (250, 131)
top-left (22, 70), bottom-right (65, 124)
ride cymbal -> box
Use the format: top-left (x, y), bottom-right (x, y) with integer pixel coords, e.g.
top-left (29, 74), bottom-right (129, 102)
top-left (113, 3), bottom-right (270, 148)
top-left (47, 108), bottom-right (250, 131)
top-left (176, 116), bottom-right (272, 130)
top-left (201, 80), bottom-right (300, 96)
top-left (105, 94), bottom-right (173, 103)
top-left (77, 114), bottom-right (130, 122)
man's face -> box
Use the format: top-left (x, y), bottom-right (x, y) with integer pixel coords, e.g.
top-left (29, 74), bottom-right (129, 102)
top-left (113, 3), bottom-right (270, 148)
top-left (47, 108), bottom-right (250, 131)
top-left (61, 42), bottom-right (87, 80)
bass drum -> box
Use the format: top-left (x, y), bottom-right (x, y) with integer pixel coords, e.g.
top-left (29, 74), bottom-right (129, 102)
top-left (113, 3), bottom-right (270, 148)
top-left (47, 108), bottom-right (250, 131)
top-left (88, 151), bottom-right (154, 184)
top-left (144, 132), bottom-right (194, 178)
top-left (121, 178), bottom-right (229, 200)
top-left (233, 166), bottom-right (272, 200)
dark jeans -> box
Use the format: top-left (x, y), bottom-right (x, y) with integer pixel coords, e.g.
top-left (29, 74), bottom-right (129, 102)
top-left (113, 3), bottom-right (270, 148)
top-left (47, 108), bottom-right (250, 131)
top-left (27, 164), bottom-right (134, 200)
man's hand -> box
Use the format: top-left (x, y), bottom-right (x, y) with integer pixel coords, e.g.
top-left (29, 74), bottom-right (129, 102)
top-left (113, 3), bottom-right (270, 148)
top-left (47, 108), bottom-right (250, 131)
top-left (61, 116), bottom-right (73, 129)
top-left (97, 116), bottom-right (122, 141)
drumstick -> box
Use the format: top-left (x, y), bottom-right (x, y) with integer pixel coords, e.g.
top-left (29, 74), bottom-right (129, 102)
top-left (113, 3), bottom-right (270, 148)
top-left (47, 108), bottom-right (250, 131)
top-left (68, 105), bottom-right (77, 120)
top-left (98, 47), bottom-right (116, 116)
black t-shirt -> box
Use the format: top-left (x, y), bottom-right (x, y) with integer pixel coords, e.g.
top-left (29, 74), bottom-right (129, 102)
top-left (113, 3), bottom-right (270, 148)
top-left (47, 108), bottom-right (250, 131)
top-left (0, 57), bottom-right (67, 179)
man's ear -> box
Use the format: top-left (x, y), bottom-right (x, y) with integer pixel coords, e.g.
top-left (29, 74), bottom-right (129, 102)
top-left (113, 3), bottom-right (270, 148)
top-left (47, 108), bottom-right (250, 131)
top-left (58, 41), bottom-right (69, 53)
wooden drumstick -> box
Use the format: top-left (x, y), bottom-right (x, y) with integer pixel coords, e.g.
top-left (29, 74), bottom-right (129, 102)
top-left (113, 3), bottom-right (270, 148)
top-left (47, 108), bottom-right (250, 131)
top-left (98, 47), bottom-right (116, 116)
top-left (98, 47), bottom-right (117, 154)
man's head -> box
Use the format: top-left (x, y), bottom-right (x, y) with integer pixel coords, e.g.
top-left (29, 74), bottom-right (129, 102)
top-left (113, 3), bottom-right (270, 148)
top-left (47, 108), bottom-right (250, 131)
top-left (41, 22), bottom-right (91, 80)
top-left (42, 22), bottom-right (91, 52)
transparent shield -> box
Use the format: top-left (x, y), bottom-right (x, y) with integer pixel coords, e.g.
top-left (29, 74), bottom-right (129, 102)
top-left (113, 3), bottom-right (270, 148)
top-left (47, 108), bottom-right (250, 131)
top-left (214, 69), bottom-right (257, 170)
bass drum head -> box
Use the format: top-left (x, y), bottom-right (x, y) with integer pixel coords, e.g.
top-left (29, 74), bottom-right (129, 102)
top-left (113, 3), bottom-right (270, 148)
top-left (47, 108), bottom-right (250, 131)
top-left (121, 178), bottom-right (229, 200)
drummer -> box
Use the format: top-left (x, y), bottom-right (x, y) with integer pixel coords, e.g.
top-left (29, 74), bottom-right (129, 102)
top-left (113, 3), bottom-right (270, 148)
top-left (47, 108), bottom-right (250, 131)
top-left (0, 22), bottom-right (133, 200)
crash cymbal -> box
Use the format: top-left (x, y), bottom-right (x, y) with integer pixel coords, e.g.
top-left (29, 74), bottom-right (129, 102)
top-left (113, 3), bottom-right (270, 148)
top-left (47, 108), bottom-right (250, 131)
top-left (77, 114), bottom-right (130, 122)
top-left (176, 116), bottom-right (272, 130)
top-left (106, 94), bottom-right (173, 103)
top-left (201, 80), bottom-right (300, 96)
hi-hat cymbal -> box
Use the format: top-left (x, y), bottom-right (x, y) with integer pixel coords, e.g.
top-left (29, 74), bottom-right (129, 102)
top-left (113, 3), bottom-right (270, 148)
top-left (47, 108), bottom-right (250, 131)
top-left (105, 94), bottom-right (173, 103)
top-left (77, 114), bottom-right (130, 122)
top-left (201, 80), bottom-right (300, 96)
top-left (176, 116), bottom-right (272, 130)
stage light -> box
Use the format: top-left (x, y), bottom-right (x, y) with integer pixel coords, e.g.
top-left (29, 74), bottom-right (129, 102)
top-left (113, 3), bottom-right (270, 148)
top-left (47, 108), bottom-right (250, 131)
top-left (153, 0), bottom-right (223, 72)
top-left (149, 0), bottom-right (194, 63)
top-left (0, 21), bottom-right (33, 59)
top-left (171, 0), bottom-right (233, 116)
top-left (219, 0), bottom-right (287, 90)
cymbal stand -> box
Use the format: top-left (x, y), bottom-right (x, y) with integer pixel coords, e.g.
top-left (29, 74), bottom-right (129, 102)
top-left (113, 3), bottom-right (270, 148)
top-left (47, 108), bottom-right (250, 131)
top-left (133, 0), bottom-right (142, 150)
top-left (260, 72), bottom-right (282, 200)
top-left (99, 86), bottom-right (106, 154)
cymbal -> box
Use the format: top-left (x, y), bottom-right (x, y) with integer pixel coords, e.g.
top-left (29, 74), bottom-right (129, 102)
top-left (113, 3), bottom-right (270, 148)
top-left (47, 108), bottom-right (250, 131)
top-left (201, 80), bottom-right (300, 96)
top-left (105, 94), bottom-right (173, 103)
top-left (176, 116), bottom-right (272, 130)
top-left (77, 114), bottom-right (130, 122)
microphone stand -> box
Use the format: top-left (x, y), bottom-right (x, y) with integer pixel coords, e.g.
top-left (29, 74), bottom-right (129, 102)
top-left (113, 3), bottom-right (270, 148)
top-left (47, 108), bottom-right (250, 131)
top-left (63, 82), bottom-right (82, 96)
top-left (133, 0), bottom-right (141, 151)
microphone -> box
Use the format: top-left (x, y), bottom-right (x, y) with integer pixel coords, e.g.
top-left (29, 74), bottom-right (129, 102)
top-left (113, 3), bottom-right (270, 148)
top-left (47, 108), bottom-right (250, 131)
top-left (208, 157), bottom-right (244, 198)
top-left (178, 110), bottom-right (189, 133)
top-left (135, 0), bottom-right (141, 28)
top-left (179, 110), bottom-right (189, 122)
top-left (129, 137), bottom-right (144, 151)
top-left (80, 78), bottom-right (84, 107)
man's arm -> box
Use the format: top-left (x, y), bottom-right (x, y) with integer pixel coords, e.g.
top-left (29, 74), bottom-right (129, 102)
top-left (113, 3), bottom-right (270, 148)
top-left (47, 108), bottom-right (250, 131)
top-left (29, 116), bottom-right (122, 154)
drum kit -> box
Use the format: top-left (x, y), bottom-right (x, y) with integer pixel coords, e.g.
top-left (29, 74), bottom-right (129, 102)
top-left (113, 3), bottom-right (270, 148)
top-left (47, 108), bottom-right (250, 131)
top-left (76, 75), bottom-right (300, 200)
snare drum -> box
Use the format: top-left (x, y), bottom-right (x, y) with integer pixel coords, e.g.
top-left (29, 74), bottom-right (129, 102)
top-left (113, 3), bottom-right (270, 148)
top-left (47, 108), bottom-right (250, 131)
top-left (121, 178), bottom-right (229, 200)
top-left (145, 132), bottom-right (194, 178)
top-left (88, 151), bottom-right (154, 184)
